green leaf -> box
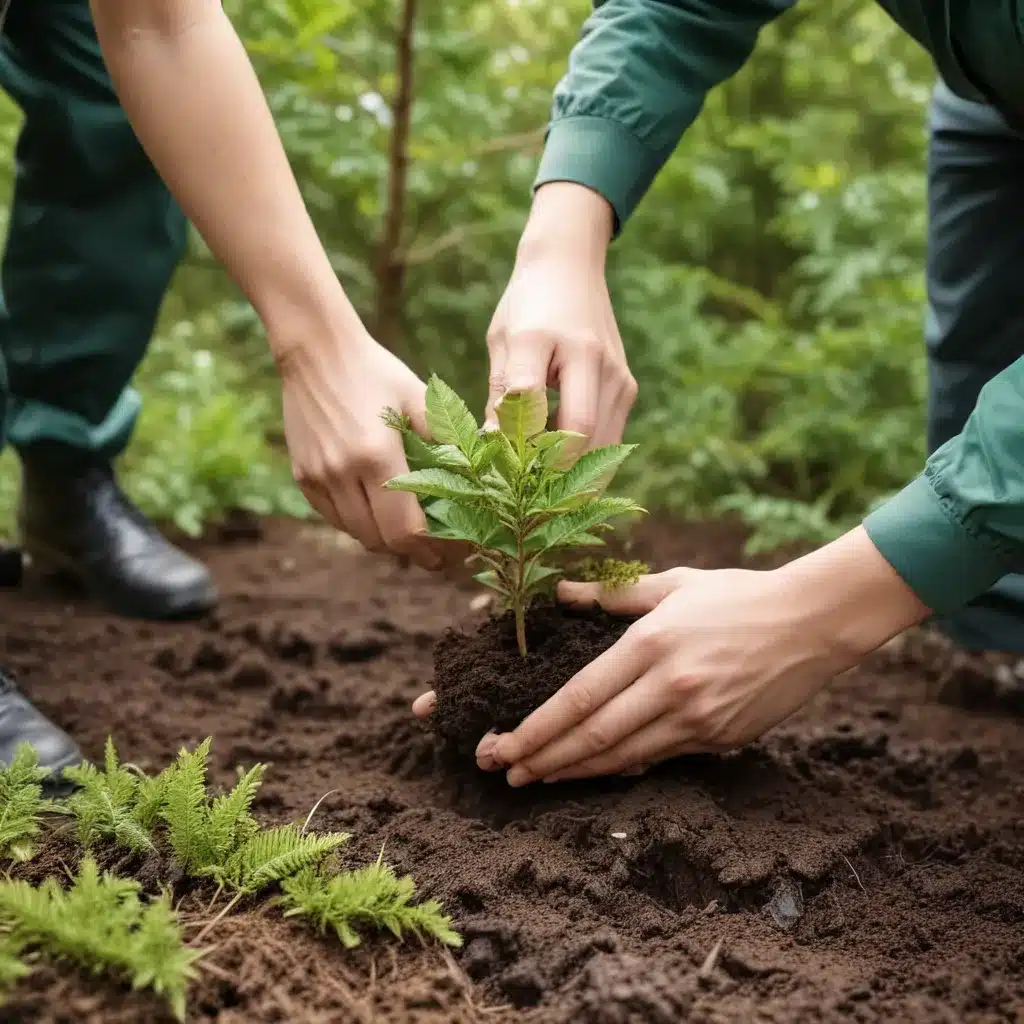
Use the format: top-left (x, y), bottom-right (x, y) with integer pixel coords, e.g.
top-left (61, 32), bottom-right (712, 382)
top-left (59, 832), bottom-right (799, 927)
top-left (523, 563), bottom-right (562, 595)
top-left (486, 431), bottom-right (521, 484)
top-left (385, 469), bottom-right (487, 502)
top-left (431, 444), bottom-right (474, 473)
top-left (496, 390), bottom-right (547, 448)
top-left (425, 376), bottom-right (478, 455)
top-left (473, 570), bottom-right (509, 596)
top-left (426, 500), bottom-right (500, 547)
top-left (527, 497), bottom-right (644, 553)
top-left (546, 445), bottom-right (638, 508)
top-left (533, 430), bottom-right (588, 470)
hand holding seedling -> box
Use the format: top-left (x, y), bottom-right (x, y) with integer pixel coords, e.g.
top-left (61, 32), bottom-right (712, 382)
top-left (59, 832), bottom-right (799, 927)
top-left (485, 183), bottom-right (637, 449)
top-left (474, 527), bottom-right (930, 785)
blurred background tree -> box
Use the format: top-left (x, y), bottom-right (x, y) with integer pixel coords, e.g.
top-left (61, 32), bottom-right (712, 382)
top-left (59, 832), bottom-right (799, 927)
top-left (0, 0), bottom-right (935, 550)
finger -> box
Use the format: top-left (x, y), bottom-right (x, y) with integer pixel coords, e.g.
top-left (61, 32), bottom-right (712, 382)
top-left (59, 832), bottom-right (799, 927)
top-left (489, 622), bottom-right (656, 772)
top-left (412, 691), bottom-right (436, 718)
top-left (328, 477), bottom-right (384, 553)
top-left (592, 374), bottom-right (637, 451)
top-left (503, 669), bottom-right (674, 786)
top-left (484, 333), bottom-right (508, 432)
top-left (475, 731), bottom-right (501, 771)
top-left (301, 482), bottom-right (347, 532)
top-left (368, 482), bottom-right (441, 571)
top-left (541, 714), bottom-right (703, 783)
top-left (402, 382), bottom-right (431, 440)
top-left (558, 571), bottom-right (685, 616)
top-left (555, 346), bottom-right (601, 446)
top-left (503, 330), bottom-right (556, 397)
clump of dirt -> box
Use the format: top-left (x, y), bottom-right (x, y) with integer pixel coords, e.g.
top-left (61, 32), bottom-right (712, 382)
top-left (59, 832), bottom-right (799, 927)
top-left (430, 602), bottom-right (634, 749)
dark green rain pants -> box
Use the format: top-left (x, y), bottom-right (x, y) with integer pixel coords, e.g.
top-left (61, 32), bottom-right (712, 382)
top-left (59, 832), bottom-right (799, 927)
top-left (0, 0), bottom-right (186, 469)
top-left (926, 80), bottom-right (1024, 651)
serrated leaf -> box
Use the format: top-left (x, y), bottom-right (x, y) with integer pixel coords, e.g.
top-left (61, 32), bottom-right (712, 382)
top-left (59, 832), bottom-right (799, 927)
top-left (426, 376), bottom-right (478, 455)
top-left (534, 430), bottom-right (588, 470)
top-left (487, 431), bottom-right (521, 483)
top-left (496, 390), bottom-right (547, 448)
top-left (385, 469), bottom-right (487, 501)
top-left (470, 434), bottom-right (502, 473)
top-left (523, 563), bottom-right (562, 595)
top-left (526, 497), bottom-right (643, 553)
top-left (426, 500), bottom-right (501, 547)
top-left (431, 444), bottom-right (474, 473)
top-left (546, 445), bottom-right (637, 507)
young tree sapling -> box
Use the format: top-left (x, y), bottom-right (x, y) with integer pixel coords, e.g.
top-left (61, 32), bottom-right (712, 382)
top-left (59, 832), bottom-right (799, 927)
top-left (384, 376), bottom-right (645, 656)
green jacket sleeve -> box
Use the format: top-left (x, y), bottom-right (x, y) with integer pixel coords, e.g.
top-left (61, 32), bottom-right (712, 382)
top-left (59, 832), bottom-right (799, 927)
top-left (534, 0), bottom-right (797, 229)
top-left (864, 360), bottom-right (1024, 615)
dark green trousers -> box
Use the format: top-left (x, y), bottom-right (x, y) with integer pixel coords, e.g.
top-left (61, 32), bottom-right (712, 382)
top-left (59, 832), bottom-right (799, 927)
top-left (926, 80), bottom-right (1024, 651)
top-left (0, 0), bottom-right (187, 466)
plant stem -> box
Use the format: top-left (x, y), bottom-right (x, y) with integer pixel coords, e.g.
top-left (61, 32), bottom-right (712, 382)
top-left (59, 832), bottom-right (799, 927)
top-left (514, 534), bottom-right (528, 657)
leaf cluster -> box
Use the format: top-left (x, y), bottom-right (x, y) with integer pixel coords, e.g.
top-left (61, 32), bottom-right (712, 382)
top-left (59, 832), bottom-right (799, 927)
top-left (0, 745), bottom-right (58, 864)
top-left (385, 377), bottom-right (644, 653)
top-left (0, 858), bottom-right (201, 1020)
top-left (569, 557), bottom-right (650, 590)
top-left (279, 851), bottom-right (461, 950)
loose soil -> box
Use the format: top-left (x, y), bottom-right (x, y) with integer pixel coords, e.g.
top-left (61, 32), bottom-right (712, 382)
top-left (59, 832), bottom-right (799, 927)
top-left (1, 518), bottom-right (1023, 1023)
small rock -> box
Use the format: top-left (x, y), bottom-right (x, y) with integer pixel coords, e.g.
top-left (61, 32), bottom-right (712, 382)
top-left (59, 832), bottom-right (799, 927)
top-left (470, 593), bottom-right (493, 612)
top-left (766, 876), bottom-right (804, 931)
top-left (610, 832), bottom-right (627, 839)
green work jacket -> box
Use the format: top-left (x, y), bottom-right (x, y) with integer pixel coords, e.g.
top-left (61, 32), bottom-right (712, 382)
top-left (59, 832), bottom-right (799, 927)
top-left (535, 0), bottom-right (1024, 615)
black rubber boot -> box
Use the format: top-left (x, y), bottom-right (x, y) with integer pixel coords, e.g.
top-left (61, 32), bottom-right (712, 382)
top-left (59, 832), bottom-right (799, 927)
top-left (19, 460), bottom-right (218, 620)
top-left (0, 669), bottom-right (81, 786)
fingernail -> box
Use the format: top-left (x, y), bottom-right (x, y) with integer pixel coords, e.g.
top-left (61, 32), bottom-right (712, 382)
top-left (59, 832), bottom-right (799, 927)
top-left (542, 774), bottom-right (564, 784)
top-left (475, 733), bottom-right (497, 759)
top-left (506, 765), bottom-right (532, 788)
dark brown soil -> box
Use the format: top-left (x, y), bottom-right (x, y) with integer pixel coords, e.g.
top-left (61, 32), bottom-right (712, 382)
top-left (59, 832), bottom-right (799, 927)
top-left (431, 603), bottom-right (634, 749)
top-left (1, 517), bottom-right (1023, 1022)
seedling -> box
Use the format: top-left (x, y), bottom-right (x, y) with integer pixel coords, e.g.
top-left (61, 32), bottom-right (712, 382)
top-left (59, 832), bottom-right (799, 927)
top-left (384, 376), bottom-right (645, 656)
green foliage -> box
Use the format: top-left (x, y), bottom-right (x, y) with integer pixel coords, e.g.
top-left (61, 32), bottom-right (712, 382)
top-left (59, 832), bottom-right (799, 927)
top-left (0, 745), bottom-right (57, 863)
top-left (0, 858), bottom-right (201, 1021)
top-left (385, 377), bottom-right (644, 655)
top-left (64, 738), bottom-right (156, 854)
top-left (570, 557), bottom-right (649, 590)
top-left (279, 853), bottom-right (462, 951)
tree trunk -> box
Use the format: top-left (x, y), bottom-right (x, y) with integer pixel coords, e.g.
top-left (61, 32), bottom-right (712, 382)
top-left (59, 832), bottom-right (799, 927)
top-left (374, 0), bottom-right (418, 352)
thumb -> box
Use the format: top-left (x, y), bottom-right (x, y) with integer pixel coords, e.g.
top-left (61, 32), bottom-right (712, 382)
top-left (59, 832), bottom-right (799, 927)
top-left (557, 570), bottom-right (686, 616)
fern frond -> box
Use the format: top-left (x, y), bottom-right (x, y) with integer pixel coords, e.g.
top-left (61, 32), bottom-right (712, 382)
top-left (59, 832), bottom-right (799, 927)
top-left (279, 861), bottom-right (461, 949)
top-left (63, 741), bottom-right (154, 854)
top-left (0, 935), bottom-right (30, 993)
top-left (159, 738), bottom-right (215, 874)
top-left (131, 773), bottom-right (168, 833)
top-left (0, 744), bottom-right (54, 861)
top-left (205, 824), bottom-right (348, 895)
top-left (205, 763), bottom-right (265, 862)
top-left (0, 857), bottom-right (201, 1021)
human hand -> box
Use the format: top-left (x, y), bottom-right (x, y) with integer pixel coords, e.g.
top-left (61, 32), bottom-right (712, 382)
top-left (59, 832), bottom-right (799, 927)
top-left (279, 331), bottom-right (445, 571)
top-left (468, 527), bottom-right (929, 785)
top-left (485, 183), bottom-right (636, 452)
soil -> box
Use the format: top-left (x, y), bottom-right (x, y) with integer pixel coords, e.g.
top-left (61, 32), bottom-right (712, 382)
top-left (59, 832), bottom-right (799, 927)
top-left (431, 602), bottom-right (635, 749)
top-left (1, 517), bottom-right (1023, 1023)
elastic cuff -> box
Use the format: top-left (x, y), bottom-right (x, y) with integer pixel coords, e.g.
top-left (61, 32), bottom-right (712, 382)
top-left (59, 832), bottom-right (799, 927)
top-left (863, 475), bottom-right (1012, 615)
top-left (534, 116), bottom-right (661, 234)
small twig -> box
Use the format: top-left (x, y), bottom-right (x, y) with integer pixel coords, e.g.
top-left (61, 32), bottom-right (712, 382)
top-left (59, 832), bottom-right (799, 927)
top-left (302, 790), bottom-right (340, 835)
top-left (842, 855), bottom-right (866, 893)
top-left (191, 891), bottom-right (243, 946)
top-left (698, 936), bottom-right (725, 979)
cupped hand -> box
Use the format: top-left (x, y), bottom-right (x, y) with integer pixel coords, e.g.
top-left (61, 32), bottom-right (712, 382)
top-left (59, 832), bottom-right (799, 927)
top-left (485, 183), bottom-right (636, 451)
top-left (279, 331), bottom-right (444, 571)
top-left (462, 529), bottom-right (928, 785)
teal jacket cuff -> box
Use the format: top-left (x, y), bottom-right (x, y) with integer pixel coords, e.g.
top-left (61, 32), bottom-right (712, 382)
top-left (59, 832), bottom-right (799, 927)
top-left (863, 475), bottom-right (1012, 615)
top-left (534, 116), bottom-right (662, 233)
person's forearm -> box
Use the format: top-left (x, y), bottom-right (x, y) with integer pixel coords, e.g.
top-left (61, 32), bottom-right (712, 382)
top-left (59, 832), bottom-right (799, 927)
top-left (516, 183), bottom-right (614, 269)
top-left (90, 0), bottom-right (363, 364)
top-left (777, 526), bottom-right (931, 660)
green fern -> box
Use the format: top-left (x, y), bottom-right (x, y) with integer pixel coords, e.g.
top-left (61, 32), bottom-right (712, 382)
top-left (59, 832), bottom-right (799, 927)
top-left (63, 739), bottom-right (155, 854)
top-left (0, 858), bottom-right (202, 1021)
top-left (204, 763), bottom-right (264, 863)
top-left (0, 744), bottom-right (57, 862)
top-left (203, 824), bottom-right (349, 895)
top-left (279, 854), bottom-right (462, 950)
top-left (0, 935), bottom-right (30, 995)
top-left (158, 738), bottom-right (216, 874)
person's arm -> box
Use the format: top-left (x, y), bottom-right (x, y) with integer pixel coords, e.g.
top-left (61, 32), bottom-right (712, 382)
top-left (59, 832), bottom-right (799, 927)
top-left (864, 358), bottom-right (1024, 613)
top-left (89, 0), bottom-right (444, 570)
top-left (488, 0), bottom-right (796, 449)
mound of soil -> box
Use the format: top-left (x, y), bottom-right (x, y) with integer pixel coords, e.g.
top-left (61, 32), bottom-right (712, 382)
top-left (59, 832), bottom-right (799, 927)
top-left (0, 517), bottom-right (1022, 1022)
top-left (431, 603), bottom-right (635, 748)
